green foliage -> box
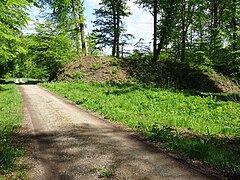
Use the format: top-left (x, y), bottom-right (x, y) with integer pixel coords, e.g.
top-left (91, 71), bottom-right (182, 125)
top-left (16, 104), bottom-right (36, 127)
top-left (42, 82), bottom-right (240, 176)
top-left (98, 170), bottom-right (113, 178)
top-left (0, 84), bottom-right (26, 178)
top-left (86, 33), bottom-right (102, 56)
top-left (129, 50), bottom-right (153, 63)
top-left (18, 20), bottom-right (73, 81)
top-left (134, 0), bottom-right (240, 80)
top-left (90, 63), bottom-right (102, 70)
top-left (0, 0), bottom-right (30, 77)
top-left (39, 0), bottom-right (87, 55)
top-left (71, 72), bottom-right (84, 81)
top-left (93, 0), bottom-right (133, 57)
top-left (96, 167), bottom-right (113, 178)
top-left (132, 38), bottom-right (151, 56)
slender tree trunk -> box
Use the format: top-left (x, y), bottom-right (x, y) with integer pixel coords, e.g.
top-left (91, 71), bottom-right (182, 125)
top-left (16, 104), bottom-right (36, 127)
top-left (180, 0), bottom-right (186, 62)
top-left (77, 0), bottom-right (87, 56)
top-left (212, 0), bottom-right (218, 48)
top-left (153, 1), bottom-right (174, 62)
top-left (209, 0), bottom-right (219, 63)
top-left (116, 0), bottom-right (120, 57)
top-left (72, 0), bottom-right (80, 55)
top-left (153, 0), bottom-right (158, 62)
top-left (112, 1), bottom-right (117, 56)
top-left (232, 0), bottom-right (237, 62)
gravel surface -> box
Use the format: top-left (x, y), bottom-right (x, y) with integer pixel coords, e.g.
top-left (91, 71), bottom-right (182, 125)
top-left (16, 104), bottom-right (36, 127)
top-left (19, 85), bottom-right (210, 180)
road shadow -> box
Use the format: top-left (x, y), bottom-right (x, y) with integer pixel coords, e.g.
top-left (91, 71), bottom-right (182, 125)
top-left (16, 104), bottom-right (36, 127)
top-left (18, 124), bottom-right (167, 179)
top-left (18, 122), bottom-right (239, 179)
top-left (0, 86), bottom-right (6, 91)
top-left (18, 123), bottom-right (214, 180)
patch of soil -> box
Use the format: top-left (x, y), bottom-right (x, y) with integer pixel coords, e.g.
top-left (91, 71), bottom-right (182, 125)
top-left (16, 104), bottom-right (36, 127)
top-left (208, 72), bottom-right (240, 93)
top-left (58, 56), bottom-right (129, 83)
top-left (57, 56), bottom-right (240, 93)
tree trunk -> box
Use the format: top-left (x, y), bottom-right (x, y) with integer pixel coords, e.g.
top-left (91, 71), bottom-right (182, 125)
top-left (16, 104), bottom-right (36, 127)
top-left (180, 0), bottom-right (186, 62)
top-left (153, 1), bottom-right (174, 62)
top-left (112, 1), bottom-right (117, 56)
top-left (77, 0), bottom-right (87, 56)
top-left (72, 0), bottom-right (80, 55)
top-left (116, 0), bottom-right (120, 57)
top-left (212, 0), bottom-right (218, 47)
top-left (152, 0), bottom-right (158, 62)
top-left (232, 0), bottom-right (237, 62)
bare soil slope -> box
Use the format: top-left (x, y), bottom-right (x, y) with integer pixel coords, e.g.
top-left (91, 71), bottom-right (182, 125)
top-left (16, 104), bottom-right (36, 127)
top-left (57, 57), bottom-right (240, 93)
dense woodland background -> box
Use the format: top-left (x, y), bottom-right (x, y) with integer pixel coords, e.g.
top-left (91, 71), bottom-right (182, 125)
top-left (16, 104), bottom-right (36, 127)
top-left (1, 1), bottom-right (240, 178)
top-left (0, 0), bottom-right (239, 83)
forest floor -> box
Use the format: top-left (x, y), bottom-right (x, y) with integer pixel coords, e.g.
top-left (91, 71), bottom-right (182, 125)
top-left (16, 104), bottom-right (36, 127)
top-left (19, 84), bottom-right (212, 180)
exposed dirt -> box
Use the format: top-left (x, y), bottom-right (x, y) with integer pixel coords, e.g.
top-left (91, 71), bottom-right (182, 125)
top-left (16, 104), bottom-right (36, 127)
top-left (58, 57), bottom-right (129, 83)
top-left (57, 57), bottom-right (240, 93)
top-left (19, 85), bottom-right (212, 180)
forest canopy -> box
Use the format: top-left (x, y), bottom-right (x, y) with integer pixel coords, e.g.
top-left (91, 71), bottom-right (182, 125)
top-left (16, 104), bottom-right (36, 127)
top-left (0, 0), bottom-right (239, 82)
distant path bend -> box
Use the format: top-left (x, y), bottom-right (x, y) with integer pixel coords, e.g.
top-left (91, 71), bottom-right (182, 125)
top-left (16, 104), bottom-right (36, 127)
top-left (19, 85), bottom-right (209, 180)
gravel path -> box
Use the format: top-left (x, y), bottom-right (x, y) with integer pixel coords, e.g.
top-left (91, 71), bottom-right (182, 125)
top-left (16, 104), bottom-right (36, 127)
top-left (19, 85), bottom-right (209, 180)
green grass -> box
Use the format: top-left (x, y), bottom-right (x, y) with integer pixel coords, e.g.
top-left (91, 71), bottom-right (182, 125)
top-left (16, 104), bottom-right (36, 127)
top-left (42, 82), bottom-right (240, 178)
top-left (90, 63), bottom-right (102, 70)
top-left (95, 167), bottom-right (113, 178)
top-left (0, 84), bottom-right (26, 179)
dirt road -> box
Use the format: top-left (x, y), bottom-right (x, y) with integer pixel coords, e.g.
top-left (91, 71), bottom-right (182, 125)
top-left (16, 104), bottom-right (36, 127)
top-left (19, 85), bottom-right (210, 180)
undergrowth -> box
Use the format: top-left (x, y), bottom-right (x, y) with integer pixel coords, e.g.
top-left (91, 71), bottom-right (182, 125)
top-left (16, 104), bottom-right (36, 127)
top-left (42, 81), bottom-right (240, 178)
top-left (0, 84), bottom-right (26, 179)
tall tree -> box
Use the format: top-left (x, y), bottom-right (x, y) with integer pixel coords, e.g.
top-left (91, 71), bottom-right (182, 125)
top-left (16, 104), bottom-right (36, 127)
top-left (153, 0), bottom-right (157, 60)
top-left (135, 0), bottom-right (157, 60)
top-left (136, 0), bottom-right (239, 79)
top-left (136, 0), bottom-right (180, 62)
top-left (93, 0), bottom-right (132, 57)
top-left (76, 0), bottom-right (87, 56)
top-left (230, 0), bottom-right (239, 69)
top-left (39, 0), bottom-right (87, 56)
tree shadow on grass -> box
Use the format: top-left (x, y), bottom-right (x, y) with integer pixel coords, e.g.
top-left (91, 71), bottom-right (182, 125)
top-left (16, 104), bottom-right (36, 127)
top-left (0, 86), bottom-right (5, 91)
top-left (199, 93), bottom-right (240, 103)
top-left (0, 79), bottom-right (6, 84)
top-left (0, 79), bottom-right (17, 84)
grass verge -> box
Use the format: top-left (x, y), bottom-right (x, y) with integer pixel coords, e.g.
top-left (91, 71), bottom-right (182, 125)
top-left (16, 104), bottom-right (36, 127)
top-left (0, 84), bottom-right (27, 179)
top-left (42, 81), bottom-right (240, 178)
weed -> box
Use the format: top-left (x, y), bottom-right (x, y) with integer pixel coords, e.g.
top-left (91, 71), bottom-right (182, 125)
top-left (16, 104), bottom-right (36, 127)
top-left (109, 57), bottom-right (121, 66)
top-left (95, 167), bottom-right (102, 171)
top-left (95, 167), bottom-right (113, 178)
top-left (98, 170), bottom-right (113, 178)
top-left (90, 63), bottom-right (102, 70)
top-left (72, 72), bottom-right (84, 80)
top-left (149, 124), bottom-right (176, 143)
